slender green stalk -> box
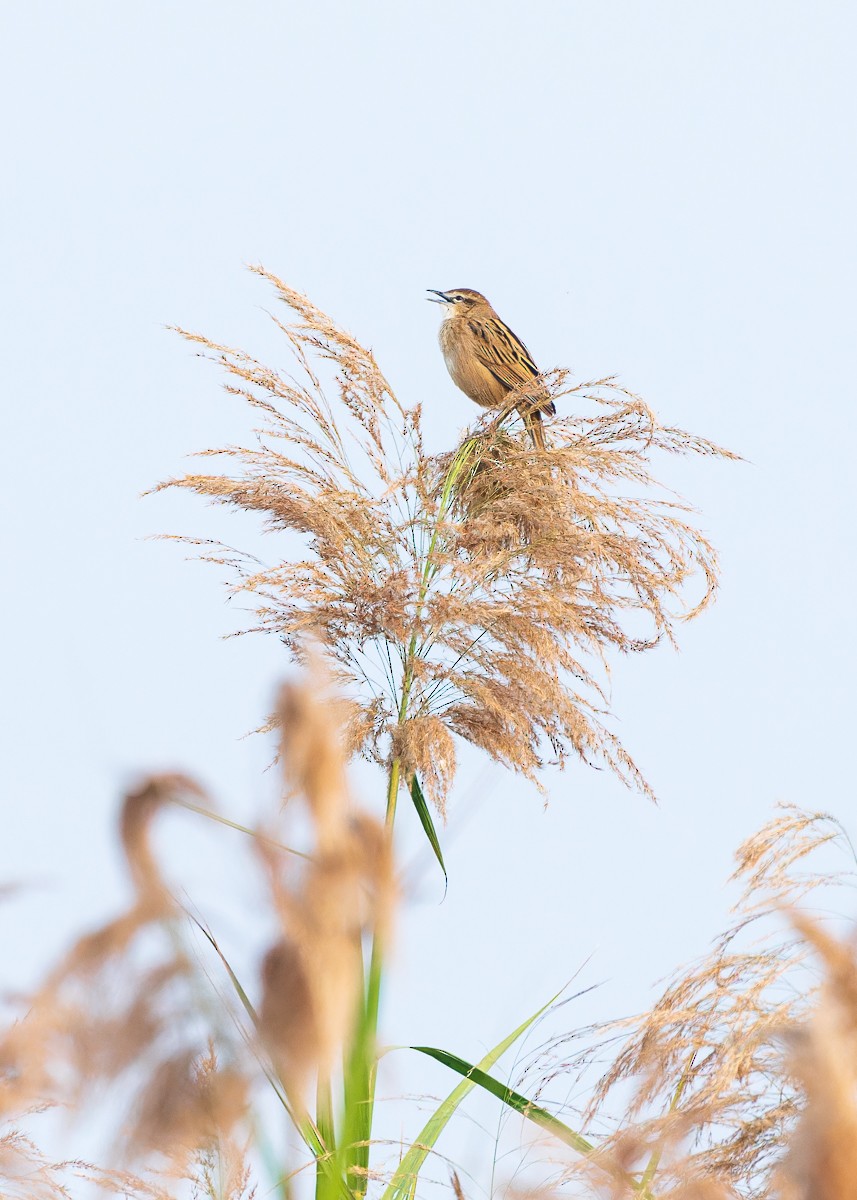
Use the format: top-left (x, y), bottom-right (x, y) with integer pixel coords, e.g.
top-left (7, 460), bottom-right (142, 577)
top-left (639, 1051), bottom-right (696, 1198)
top-left (341, 445), bottom-right (477, 1197)
top-left (315, 1076), bottom-right (337, 1200)
top-left (384, 753), bottom-right (402, 829)
top-left (343, 754), bottom-right (400, 1197)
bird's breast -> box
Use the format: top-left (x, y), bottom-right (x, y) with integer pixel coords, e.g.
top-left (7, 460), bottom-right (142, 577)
top-left (438, 319), bottom-right (465, 382)
top-left (438, 319), bottom-right (500, 407)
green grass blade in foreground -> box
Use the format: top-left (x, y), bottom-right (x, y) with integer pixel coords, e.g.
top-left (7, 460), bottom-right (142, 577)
top-left (315, 1076), bottom-right (340, 1200)
top-left (342, 944), bottom-right (373, 1196)
top-left (194, 916), bottom-right (348, 1197)
top-left (409, 774), bottom-right (447, 886)
top-left (192, 916), bottom-right (261, 1027)
top-left (410, 1048), bottom-right (640, 1191)
top-left (175, 797), bottom-right (309, 859)
top-left (379, 994), bottom-right (558, 1200)
top-left (412, 1047), bottom-right (594, 1155)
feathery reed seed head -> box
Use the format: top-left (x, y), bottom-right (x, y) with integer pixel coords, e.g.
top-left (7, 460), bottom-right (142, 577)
top-left (571, 805), bottom-right (856, 1196)
top-left (160, 266), bottom-right (736, 807)
top-left (774, 916), bottom-right (857, 1200)
top-left (258, 671), bottom-right (393, 1097)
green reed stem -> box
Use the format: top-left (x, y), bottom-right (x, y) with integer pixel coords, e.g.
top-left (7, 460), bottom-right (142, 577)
top-left (341, 444), bottom-right (476, 1196)
top-left (342, 751), bottom-right (401, 1198)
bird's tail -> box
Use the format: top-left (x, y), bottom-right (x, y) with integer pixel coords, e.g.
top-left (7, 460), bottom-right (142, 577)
top-left (521, 406), bottom-right (547, 450)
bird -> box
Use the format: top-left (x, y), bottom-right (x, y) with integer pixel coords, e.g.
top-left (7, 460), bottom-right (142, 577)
top-left (427, 288), bottom-right (555, 449)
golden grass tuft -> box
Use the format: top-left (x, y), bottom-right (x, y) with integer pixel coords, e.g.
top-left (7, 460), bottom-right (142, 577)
top-left (0, 1113), bottom-right (75, 1200)
top-left (0, 668), bottom-right (393, 1193)
top-left (550, 805), bottom-right (857, 1197)
top-left (774, 915), bottom-right (857, 1200)
top-left (1, 778), bottom-right (186, 1120)
top-left (125, 1047), bottom-right (248, 1167)
top-left (158, 266), bottom-right (737, 806)
top-left (0, 774), bottom-right (248, 1179)
top-left (258, 672), bottom-right (394, 1099)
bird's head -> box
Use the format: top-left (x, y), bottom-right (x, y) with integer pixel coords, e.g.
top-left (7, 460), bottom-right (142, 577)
top-left (426, 288), bottom-right (491, 317)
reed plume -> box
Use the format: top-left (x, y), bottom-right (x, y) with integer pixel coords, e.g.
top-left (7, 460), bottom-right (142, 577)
top-left (555, 805), bottom-right (857, 1197)
top-left (258, 671), bottom-right (393, 1104)
top-left (774, 914), bottom-right (857, 1200)
top-left (0, 666), bottom-right (393, 1197)
top-left (158, 266), bottom-right (736, 809)
top-left (0, 774), bottom-right (248, 1174)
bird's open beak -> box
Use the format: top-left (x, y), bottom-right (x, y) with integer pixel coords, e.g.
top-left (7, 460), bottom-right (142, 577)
top-left (426, 289), bottom-right (449, 304)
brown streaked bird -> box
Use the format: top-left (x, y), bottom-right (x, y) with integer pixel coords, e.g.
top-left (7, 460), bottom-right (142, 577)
top-left (427, 288), bottom-right (555, 449)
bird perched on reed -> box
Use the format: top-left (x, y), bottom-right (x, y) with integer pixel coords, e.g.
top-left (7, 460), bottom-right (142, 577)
top-left (427, 288), bottom-right (556, 449)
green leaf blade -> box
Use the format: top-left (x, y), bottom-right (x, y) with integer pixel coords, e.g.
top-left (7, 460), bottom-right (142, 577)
top-left (409, 774), bottom-right (447, 887)
top-left (379, 993), bottom-right (559, 1200)
top-left (411, 1047), bottom-right (595, 1156)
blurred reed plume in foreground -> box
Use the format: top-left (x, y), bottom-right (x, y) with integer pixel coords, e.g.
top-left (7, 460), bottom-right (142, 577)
top-left (775, 914), bottom-right (857, 1200)
top-left (1, 791), bottom-right (855, 1200)
top-left (157, 266), bottom-right (738, 808)
top-left (536, 805), bottom-right (857, 1200)
top-left (259, 674), bottom-right (393, 1101)
top-left (0, 668), bottom-right (392, 1198)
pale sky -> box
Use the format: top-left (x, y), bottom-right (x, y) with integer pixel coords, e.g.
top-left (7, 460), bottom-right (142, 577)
top-left (2, 1), bottom-right (856, 1190)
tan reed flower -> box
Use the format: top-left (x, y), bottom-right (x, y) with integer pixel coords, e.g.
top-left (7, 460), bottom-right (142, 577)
top-left (774, 915), bottom-right (857, 1200)
top-left (0, 1115), bottom-right (76, 1200)
top-left (158, 265), bottom-right (736, 809)
top-left (559, 805), bottom-right (856, 1196)
top-left (124, 1046), bottom-right (247, 1167)
top-left (0, 666), bottom-right (395, 1192)
top-left (258, 672), bottom-right (393, 1099)
top-left (0, 775), bottom-right (248, 1172)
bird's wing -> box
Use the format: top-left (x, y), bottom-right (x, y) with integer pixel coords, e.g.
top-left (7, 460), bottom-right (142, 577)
top-left (466, 318), bottom-right (556, 416)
